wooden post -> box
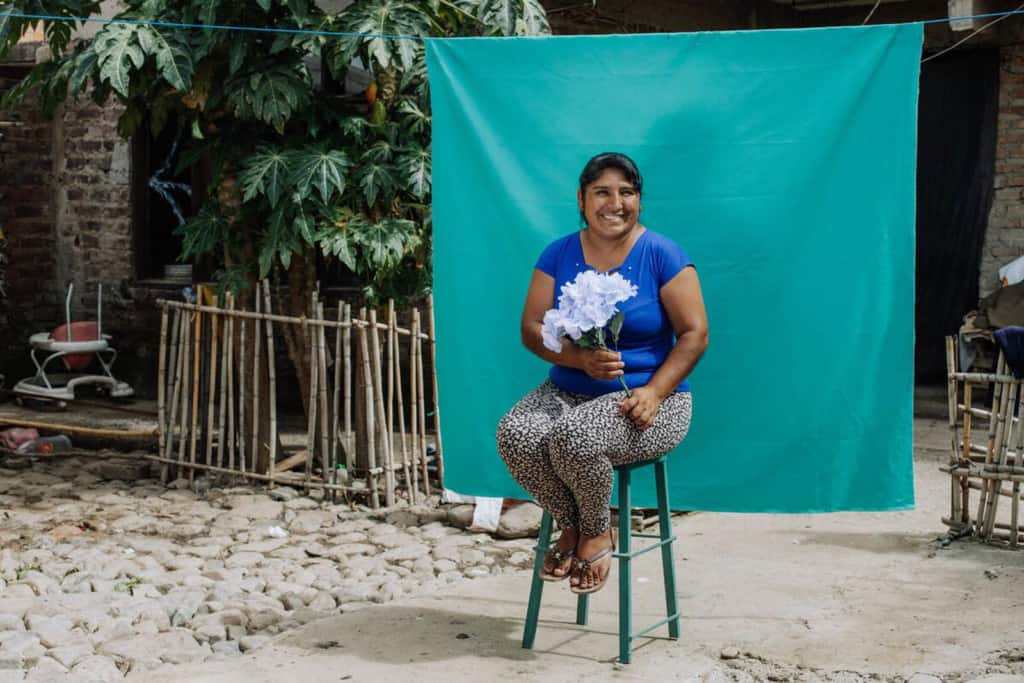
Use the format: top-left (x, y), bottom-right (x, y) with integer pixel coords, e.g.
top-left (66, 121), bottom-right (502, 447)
top-left (409, 309), bottom-right (420, 499)
top-left (176, 312), bottom-right (192, 472)
top-left (343, 304), bottom-right (353, 469)
top-left (946, 336), bottom-right (963, 527)
top-left (392, 308), bottom-right (414, 503)
top-left (332, 303), bottom-right (344, 488)
top-left (157, 305), bottom-right (169, 483)
top-left (317, 302), bottom-right (331, 491)
top-left (189, 303), bottom-right (203, 484)
top-left (427, 294), bottom-right (445, 488)
top-left (370, 308), bottom-right (395, 507)
top-left (358, 310), bottom-right (380, 509)
top-left (263, 281), bottom-right (278, 483)
top-left (204, 296), bottom-right (220, 469)
top-left (164, 308), bottom-right (184, 476)
top-left (239, 301), bottom-right (249, 474)
top-left (414, 308), bottom-right (430, 497)
top-left (305, 299), bottom-right (319, 490)
top-left (225, 293), bottom-right (236, 472)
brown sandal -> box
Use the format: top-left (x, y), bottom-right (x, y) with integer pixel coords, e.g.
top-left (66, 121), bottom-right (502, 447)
top-left (540, 547), bottom-right (575, 582)
top-left (570, 530), bottom-right (616, 595)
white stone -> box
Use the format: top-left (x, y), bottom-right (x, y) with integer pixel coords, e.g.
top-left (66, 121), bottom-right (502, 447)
top-left (225, 496), bottom-right (283, 520)
top-left (225, 552), bottom-right (263, 569)
top-left (380, 544), bottom-right (430, 562)
top-left (212, 639), bottom-right (240, 656)
top-left (70, 655), bottom-right (123, 682)
top-left (26, 615), bottom-right (74, 647)
top-left (24, 655), bottom-right (67, 680)
top-left (432, 559), bottom-right (457, 573)
top-left (47, 641), bottom-right (95, 669)
top-left (0, 618), bottom-right (21, 633)
top-left (98, 628), bottom-right (207, 666)
top-left (288, 511), bottom-right (334, 534)
top-left (307, 592), bottom-right (336, 612)
top-left (239, 635), bottom-right (271, 652)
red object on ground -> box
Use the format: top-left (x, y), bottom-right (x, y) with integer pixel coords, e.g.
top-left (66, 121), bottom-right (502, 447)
top-left (50, 321), bottom-right (101, 371)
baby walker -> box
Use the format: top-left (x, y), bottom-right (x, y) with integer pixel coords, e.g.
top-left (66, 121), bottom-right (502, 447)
top-left (13, 283), bottom-right (134, 403)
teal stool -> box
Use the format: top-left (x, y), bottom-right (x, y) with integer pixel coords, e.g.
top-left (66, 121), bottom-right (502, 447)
top-left (521, 455), bottom-right (680, 664)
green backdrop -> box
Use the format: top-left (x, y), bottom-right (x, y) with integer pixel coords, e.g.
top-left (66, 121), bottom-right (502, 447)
top-left (425, 23), bottom-right (922, 511)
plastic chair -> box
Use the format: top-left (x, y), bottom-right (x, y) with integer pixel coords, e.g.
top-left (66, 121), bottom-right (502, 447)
top-left (521, 454), bottom-right (680, 664)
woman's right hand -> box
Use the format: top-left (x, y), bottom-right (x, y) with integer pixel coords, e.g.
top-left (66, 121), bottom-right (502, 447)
top-left (577, 349), bottom-right (625, 381)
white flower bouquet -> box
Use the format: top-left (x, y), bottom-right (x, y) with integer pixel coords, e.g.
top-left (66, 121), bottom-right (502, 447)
top-left (541, 270), bottom-right (638, 396)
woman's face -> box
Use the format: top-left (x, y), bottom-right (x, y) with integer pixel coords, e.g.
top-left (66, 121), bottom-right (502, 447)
top-left (577, 168), bottom-right (641, 240)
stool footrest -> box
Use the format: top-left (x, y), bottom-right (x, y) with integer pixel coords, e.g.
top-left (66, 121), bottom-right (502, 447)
top-left (613, 534), bottom-right (676, 560)
top-left (631, 613), bottom-right (681, 640)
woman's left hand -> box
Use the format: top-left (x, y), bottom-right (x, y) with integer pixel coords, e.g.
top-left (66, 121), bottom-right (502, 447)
top-left (618, 386), bottom-right (664, 431)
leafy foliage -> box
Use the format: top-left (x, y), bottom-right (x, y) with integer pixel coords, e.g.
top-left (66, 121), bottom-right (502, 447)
top-left (0, 0), bottom-right (550, 303)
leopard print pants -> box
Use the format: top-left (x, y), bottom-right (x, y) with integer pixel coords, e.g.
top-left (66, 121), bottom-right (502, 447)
top-left (496, 379), bottom-right (692, 536)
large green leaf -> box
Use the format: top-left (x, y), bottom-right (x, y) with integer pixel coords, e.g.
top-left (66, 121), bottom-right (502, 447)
top-left (226, 63), bottom-right (311, 131)
top-left (457, 0), bottom-right (550, 36)
top-left (239, 147), bottom-right (291, 207)
top-left (69, 49), bottom-right (98, 96)
top-left (397, 99), bottom-right (429, 135)
top-left (289, 147), bottom-right (351, 203)
top-left (175, 205), bottom-right (228, 261)
top-left (352, 217), bottom-right (413, 271)
top-left (356, 161), bottom-right (397, 207)
top-left (397, 146), bottom-right (430, 199)
top-left (94, 24), bottom-right (146, 97)
top-left (335, 0), bottom-right (434, 70)
top-left (136, 26), bottom-right (193, 91)
top-left (317, 216), bottom-right (359, 271)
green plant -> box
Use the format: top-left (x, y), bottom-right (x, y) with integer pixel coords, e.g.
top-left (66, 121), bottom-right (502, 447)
top-left (0, 0), bottom-right (549, 445)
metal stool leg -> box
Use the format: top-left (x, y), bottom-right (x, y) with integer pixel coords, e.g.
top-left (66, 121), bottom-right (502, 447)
top-left (522, 510), bottom-right (553, 649)
top-left (576, 593), bottom-right (589, 625)
top-left (655, 459), bottom-right (680, 639)
top-left (618, 467), bottom-right (633, 664)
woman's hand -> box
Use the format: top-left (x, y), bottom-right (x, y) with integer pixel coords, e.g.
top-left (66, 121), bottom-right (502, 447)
top-left (619, 385), bottom-right (664, 430)
top-left (578, 349), bottom-right (625, 381)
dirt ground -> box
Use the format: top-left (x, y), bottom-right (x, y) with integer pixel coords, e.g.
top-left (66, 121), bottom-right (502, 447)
top-left (111, 411), bottom-right (1024, 683)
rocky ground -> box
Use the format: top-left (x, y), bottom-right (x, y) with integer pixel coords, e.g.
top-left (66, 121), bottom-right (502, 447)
top-left (0, 455), bottom-right (539, 681)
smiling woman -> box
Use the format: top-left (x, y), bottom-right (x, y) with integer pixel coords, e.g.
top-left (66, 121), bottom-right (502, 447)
top-left (495, 152), bottom-right (709, 596)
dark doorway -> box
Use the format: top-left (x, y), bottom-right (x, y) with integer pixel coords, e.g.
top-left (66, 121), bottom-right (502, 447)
top-left (916, 49), bottom-right (999, 383)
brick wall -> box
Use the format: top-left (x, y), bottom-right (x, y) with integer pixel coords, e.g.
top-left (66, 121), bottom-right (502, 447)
top-left (0, 65), bottom-right (170, 396)
top-left (981, 45), bottom-right (1024, 298)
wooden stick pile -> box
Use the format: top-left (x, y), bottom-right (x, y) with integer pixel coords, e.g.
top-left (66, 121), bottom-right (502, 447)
top-left (942, 335), bottom-right (1024, 547)
top-left (154, 282), bottom-right (444, 507)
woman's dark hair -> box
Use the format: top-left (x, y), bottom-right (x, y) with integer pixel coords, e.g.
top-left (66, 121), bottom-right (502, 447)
top-left (578, 152), bottom-right (643, 197)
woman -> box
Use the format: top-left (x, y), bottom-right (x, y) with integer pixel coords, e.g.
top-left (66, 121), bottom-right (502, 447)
top-left (496, 152), bottom-right (709, 594)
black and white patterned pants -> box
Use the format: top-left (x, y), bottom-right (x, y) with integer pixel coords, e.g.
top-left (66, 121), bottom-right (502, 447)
top-left (496, 379), bottom-right (692, 536)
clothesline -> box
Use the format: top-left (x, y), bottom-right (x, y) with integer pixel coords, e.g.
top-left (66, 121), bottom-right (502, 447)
top-left (2, 8), bottom-right (1024, 44)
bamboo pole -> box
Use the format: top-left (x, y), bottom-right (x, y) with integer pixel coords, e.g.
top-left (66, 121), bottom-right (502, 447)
top-left (156, 299), bottom-right (430, 337)
top-left (317, 302), bottom-right (331, 494)
top-left (387, 301), bottom-right (396, 495)
top-left (189, 302), bottom-right (203, 484)
top-left (157, 305), bottom-right (169, 483)
top-left (226, 293), bottom-right (236, 472)
top-left (0, 419), bottom-right (156, 439)
top-left (239, 299), bottom-right (249, 475)
top-left (343, 303), bottom-right (353, 471)
top-left (984, 371), bottom-right (1021, 539)
top-left (427, 294), bottom-right (444, 488)
top-left (205, 296), bottom-right (220, 469)
top-left (217, 296), bottom-right (230, 470)
top-left (392, 306), bottom-right (414, 503)
top-left (370, 308), bottom-right (395, 507)
top-left (408, 308), bottom-right (420, 499)
top-left (251, 291), bottom-right (263, 471)
top-left (144, 453), bottom-right (384, 493)
top-left (331, 303), bottom-right (343, 489)
top-left (414, 308), bottom-right (430, 497)
top-left (176, 312), bottom-right (192, 471)
top-left (164, 308), bottom-right (183, 471)
top-left (979, 357), bottom-right (1013, 536)
top-left (946, 336), bottom-right (963, 526)
top-left (1011, 481), bottom-right (1021, 549)
top-left (358, 308), bottom-right (380, 509)
top-left (305, 299), bottom-right (319, 490)
top-left (263, 280), bottom-right (278, 483)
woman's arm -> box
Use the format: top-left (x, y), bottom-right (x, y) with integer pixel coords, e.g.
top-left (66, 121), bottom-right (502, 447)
top-left (620, 266), bottom-right (709, 428)
top-left (520, 269), bottom-right (625, 380)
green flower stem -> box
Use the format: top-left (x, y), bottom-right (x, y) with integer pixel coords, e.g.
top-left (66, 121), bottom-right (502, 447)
top-left (618, 375), bottom-right (632, 398)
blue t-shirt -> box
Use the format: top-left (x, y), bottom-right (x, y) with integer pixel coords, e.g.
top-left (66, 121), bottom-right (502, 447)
top-left (535, 229), bottom-right (694, 397)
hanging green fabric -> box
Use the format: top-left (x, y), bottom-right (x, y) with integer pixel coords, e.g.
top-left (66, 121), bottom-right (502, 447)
top-left (425, 23), bottom-right (922, 511)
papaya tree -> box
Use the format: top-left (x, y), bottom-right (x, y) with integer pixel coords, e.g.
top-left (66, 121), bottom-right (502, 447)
top-left (0, 0), bottom-right (548, 469)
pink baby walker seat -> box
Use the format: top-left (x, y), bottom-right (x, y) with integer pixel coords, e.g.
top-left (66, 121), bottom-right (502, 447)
top-left (13, 283), bottom-right (134, 402)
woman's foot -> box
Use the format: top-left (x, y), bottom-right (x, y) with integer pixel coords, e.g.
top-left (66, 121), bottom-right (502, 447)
top-left (570, 529), bottom-right (615, 593)
top-left (542, 527), bottom-right (578, 580)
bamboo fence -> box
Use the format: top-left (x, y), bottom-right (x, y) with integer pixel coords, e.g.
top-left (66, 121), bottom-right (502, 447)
top-left (153, 283), bottom-right (443, 507)
top-left (943, 335), bottom-right (1024, 547)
